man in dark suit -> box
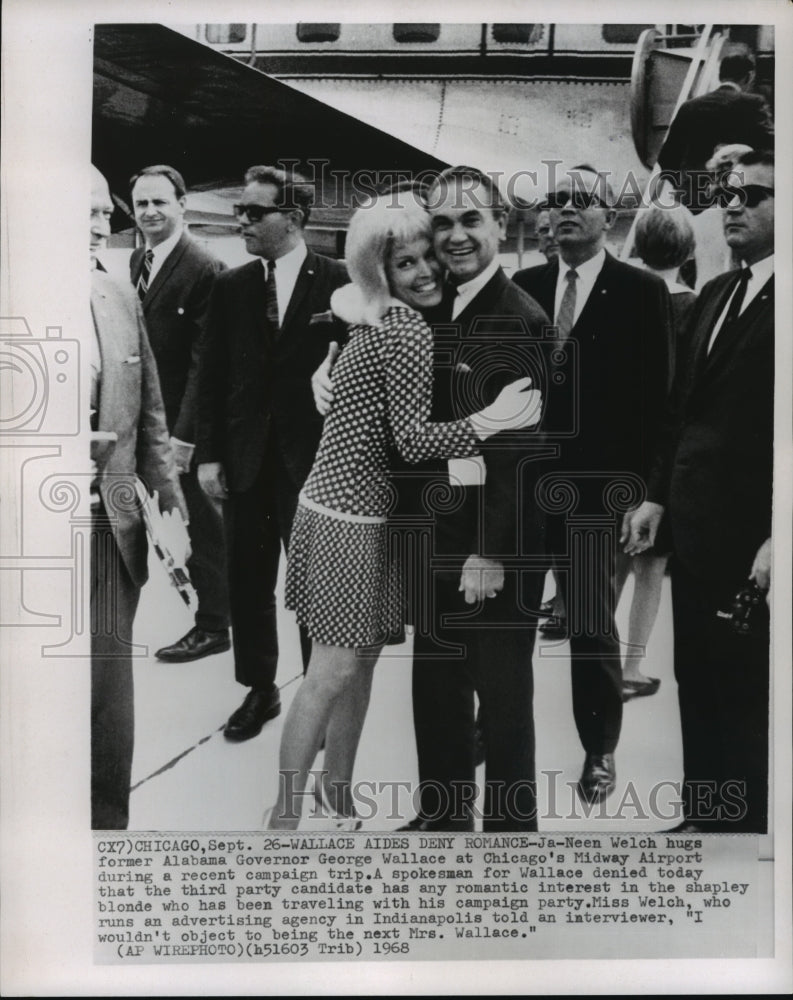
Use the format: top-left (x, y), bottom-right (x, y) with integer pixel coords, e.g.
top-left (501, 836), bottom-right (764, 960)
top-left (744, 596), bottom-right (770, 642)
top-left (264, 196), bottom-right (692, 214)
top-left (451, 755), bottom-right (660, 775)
top-left (402, 165), bottom-right (550, 831)
top-left (129, 165), bottom-right (230, 663)
top-left (90, 166), bottom-right (185, 828)
top-left (513, 164), bottom-right (673, 804)
top-left (658, 50), bottom-right (773, 212)
top-left (196, 165), bottom-right (347, 741)
top-left (626, 150), bottom-right (774, 833)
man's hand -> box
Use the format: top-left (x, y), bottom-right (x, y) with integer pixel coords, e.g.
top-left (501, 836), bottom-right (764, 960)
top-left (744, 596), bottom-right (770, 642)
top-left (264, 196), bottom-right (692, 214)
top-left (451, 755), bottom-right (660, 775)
top-left (622, 501), bottom-right (665, 555)
top-left (459, 555), bottom-right (505, 605)
top-left (312, 341), bottom-right (339, 416)
top-left (749, 537), bottom-right (772, 591)
top-left (170, 437), bottom-right (194, 475)
top-left (198, 462), bottom-right (228, 500)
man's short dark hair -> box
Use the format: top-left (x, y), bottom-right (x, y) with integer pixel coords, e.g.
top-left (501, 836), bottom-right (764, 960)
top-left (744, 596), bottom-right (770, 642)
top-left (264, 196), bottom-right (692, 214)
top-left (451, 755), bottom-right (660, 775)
top-left (129, 164), bottom-right (187, 199)
top-left (719, 52), bottom-right (756, 83)
top-left (426, 165), bottom-right (506, 216)
top-left (244, 165), bottom-right (314, 226)
top-left (569, 163), bottom-right (616, 208)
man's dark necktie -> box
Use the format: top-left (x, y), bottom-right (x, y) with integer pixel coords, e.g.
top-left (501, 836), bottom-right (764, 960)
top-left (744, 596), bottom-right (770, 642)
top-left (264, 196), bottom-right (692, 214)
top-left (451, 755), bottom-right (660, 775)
top-left (556, 268), bottom-right (578, 340)
top-left (136, 249), bottom-right (154, 302)
top-left (709, 266), bottom-right (752, 354)
top-left (265, 259), bottom-right (280, 333)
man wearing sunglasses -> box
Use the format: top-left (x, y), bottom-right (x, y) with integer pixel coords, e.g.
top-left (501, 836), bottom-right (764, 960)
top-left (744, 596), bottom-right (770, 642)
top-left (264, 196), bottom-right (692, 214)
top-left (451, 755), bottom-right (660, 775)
top-left (197, 165), bottom-right (347, 742)
top-left (626, 150), bottom-right (774, 833)
top-left (513, 164), bottom-right (673, 806)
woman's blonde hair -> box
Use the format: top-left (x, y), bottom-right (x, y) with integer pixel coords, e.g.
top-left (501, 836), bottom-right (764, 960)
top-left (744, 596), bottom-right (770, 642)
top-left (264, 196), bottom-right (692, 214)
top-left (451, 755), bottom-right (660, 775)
top-left (336, 194), bottom-right (433, 325)
top-left (635, 205), bottom-right (695, 270)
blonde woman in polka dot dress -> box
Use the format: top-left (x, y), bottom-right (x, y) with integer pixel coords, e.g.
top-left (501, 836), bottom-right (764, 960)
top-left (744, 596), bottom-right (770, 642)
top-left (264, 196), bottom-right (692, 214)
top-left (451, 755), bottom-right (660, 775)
top-left (265, 197), bottom-right (542, 830)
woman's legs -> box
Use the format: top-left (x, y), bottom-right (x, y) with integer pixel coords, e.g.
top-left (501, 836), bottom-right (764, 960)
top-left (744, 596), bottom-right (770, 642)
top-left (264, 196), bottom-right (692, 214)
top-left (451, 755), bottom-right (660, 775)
top-left (321, 649), bottom-right (379, 816)
top-left (616, 550), bottom-right (669, 683)
top-left (266, 642), bottom-right (380, 829)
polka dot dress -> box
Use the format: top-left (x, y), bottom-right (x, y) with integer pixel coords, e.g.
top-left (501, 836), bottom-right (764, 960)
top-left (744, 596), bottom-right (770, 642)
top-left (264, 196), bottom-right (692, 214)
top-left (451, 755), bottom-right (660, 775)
top-left (286, 304), bottom-right (479, 648)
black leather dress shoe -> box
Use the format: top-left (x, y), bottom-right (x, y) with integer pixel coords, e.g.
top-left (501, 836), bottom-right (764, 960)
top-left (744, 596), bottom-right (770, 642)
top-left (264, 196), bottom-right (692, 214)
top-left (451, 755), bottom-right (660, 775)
top-left (156, 626), bottom-right (230, 662)
top-left (577, 753), bottom-right (616, 803)
top-left (622, 676), bottom-right (661, 702)
top-left (224, 688), bottom-right (281, 742)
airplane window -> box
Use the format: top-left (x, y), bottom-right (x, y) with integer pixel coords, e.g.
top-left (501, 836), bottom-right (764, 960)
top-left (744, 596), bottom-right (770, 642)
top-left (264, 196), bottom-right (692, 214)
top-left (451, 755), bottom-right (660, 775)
top-left (492, 24), bottom-right (538, 44)
top-left (205, 24), bottom-right (247, 44)
top-left (601, 25), bottom-right (653, 44)
top-left (297, 23), bottom-right (341, 43)
top-left (393, 24), bottom-right (441, 43)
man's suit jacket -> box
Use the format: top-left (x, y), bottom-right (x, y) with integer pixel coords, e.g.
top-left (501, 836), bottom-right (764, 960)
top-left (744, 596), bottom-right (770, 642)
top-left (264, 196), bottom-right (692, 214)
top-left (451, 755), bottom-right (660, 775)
top-left (409, 267), bottom-right (550, 567)
top-left (196, 248), bottom-right (348, 494)
top-left (130, 233), bottom-right (225, 443)
top-left (648, 270), bottom-right (773, 584)
top-left (91, 268), bottom-right (184, 587)
top-left (512, 252), bottom-right (673, 488)
top-left (658, 84), bottom-right (774, 176)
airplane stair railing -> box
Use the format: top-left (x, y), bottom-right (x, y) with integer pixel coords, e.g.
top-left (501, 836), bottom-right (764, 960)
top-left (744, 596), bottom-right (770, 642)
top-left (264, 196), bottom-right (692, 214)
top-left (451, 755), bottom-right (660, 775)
top-left (621, 24), bottom-right (724, 260)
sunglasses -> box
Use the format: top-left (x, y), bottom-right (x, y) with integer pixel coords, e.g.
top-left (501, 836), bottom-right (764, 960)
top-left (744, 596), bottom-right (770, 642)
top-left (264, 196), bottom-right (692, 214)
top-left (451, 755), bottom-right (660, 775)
top-left (233, 204), bottom-right (290, 222)
top-left (713, 184), bottom-right (775, 209)
top-left (543, 191), bottom-right (605, 210)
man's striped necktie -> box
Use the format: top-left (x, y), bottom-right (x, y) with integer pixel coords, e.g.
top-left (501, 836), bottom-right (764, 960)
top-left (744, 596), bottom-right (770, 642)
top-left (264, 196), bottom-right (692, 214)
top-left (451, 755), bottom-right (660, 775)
top-left (556, 268), bottom-right (578, 340)
top-left (137, 248), bottom-right (154, 302)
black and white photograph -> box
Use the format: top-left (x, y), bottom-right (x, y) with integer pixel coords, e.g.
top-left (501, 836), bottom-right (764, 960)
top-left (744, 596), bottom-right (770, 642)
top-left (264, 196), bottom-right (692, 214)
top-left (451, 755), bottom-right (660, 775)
top-left (1, 0), bottom-right (791, 994)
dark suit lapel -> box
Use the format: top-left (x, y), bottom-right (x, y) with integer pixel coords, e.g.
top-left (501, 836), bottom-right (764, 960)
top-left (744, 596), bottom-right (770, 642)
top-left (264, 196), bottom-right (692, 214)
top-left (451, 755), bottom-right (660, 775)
top-left (130, 246), bottom-right (144, 285)
top-left (683, 275), bottom-right (772, 416)
top-left (684, 271), bottom-right (740, 385)
top-left (453, 267), bottom-right (510, 331)
top-left (243, 259), bottom-right (269, 343)
top-left (571, 251), bottom-right (616, 337)
top-left (144, 233), bottom-right (190, 307)
top-left (704, 275), bottom-right (774, 374)
top-left (533, 259), bottom-right (558, 320)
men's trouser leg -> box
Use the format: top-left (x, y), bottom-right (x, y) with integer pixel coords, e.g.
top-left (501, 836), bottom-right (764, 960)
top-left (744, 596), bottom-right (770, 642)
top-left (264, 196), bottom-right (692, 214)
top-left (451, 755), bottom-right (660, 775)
top-left (412, 575), bottom-right (477, 830)
top-left (181, 465), bottom-right (229, 633)
top-left (224, 466), bottom-right (281, 691)
top-left (91, 517), bottom-right (139, 830)
top-left (564, 548), bottom-right (623, 755)
top-left (672, 562), bottom-right (769, 832)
